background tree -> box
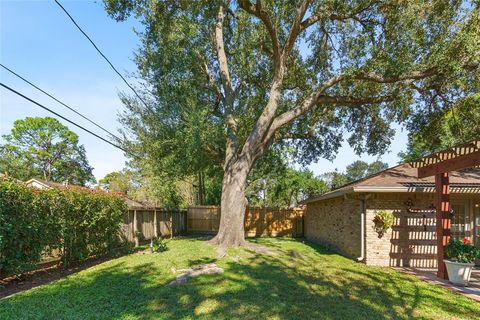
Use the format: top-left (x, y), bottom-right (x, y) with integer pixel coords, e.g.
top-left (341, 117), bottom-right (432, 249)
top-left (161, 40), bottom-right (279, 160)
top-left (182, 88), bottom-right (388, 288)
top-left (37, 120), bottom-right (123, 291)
top-left (344, 160), bottom-right (388, 182)
top-left (399, 94), bottom-right (480, 161)
top-left (98, 170), bottom-right (134, 194)
top-left (247, 152), bottom-right (328, 207)
top-left (0, 117), bottom-right (95, 186)
top-left (322, 160), bottom-right (388, 189)
top-left (104, 0), bottom-right (479, 249)
top-left (320, 169), bottom-right (349, 190)
top-left (99, 168), bottom-right (195, 207)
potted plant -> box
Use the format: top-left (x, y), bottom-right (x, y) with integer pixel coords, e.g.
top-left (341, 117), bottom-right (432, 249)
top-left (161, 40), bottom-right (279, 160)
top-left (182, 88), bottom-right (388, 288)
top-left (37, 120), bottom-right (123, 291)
top-left (373, 210), bottom-right (394, 238)
top-left (444, 237), bottom-right (480, 286)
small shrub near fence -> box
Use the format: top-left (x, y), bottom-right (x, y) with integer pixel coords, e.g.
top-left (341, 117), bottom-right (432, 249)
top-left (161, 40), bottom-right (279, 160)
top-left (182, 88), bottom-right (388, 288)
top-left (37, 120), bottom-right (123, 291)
top-left (0, 178), bottom-right (127, 277)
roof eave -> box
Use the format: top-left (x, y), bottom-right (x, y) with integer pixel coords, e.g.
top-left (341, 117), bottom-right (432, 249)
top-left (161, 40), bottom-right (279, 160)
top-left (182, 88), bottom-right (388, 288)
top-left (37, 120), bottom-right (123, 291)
top-left (25, 178), bottom-right (51, 189)
top-left (301, 187), bottom-right (354, 204)
top-left (303, 185), bottom-right (480, 204)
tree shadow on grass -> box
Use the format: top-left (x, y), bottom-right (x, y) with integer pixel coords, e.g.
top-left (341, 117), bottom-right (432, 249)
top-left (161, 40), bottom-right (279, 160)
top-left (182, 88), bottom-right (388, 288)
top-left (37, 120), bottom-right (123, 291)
top-left (1, 238), bottom-right (479, 320)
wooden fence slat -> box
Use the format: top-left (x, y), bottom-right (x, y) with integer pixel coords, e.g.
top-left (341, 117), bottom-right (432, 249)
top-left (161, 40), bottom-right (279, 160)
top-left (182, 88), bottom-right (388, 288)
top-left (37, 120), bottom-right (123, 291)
top-left (187, 206), bottom-right (304, 237)
top-left (122, 208), bottom-right (187, 245)
top-left (122, 205), bottom-right (303, 244)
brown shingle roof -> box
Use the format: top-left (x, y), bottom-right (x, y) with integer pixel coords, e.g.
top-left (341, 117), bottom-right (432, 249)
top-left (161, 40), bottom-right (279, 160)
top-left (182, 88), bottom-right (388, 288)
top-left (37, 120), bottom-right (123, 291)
top-left (304, 163), bottom-right (480, 203)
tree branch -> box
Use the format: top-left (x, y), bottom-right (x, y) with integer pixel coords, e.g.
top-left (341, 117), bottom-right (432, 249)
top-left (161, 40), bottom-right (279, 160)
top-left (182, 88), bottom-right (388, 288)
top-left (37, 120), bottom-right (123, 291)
top-left (271, 66), bottom-right (440, 132)
top-left (201, 56), bottom-right (225, 116)
top-left (274, 131), bottom-right (315, 141)
top-left (238, 0), bottom-right (281, 73)
top-left (352, 68), bottom-right (438, 83)
top-left (236, 1), bottom-right (313, 165)
top-left (283, 0), bottom-right (311, 55)
top-left (300, 1), bottom-right (380, 32)
top-left (273, 93), bottom-right (394, 131)
top-left (215, 3), bottom-right (237, 168)
top-left (215, 4), bottom-right (233, 99)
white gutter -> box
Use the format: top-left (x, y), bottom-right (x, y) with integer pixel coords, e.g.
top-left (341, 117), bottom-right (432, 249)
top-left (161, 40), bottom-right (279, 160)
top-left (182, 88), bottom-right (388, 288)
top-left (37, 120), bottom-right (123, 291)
top-left (301, 187), bottom-right (354, 203)
top-left (357, 195), bottom-right (370, 262)
top-left (354, 186), bottom-right (407, 192)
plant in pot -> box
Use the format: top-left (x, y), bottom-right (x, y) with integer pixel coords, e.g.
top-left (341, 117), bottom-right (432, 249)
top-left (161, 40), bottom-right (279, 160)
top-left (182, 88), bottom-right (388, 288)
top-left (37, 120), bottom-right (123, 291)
top-left (373, 210), bottom-right (394, 238)
top-left (444, 237), bottom-right (480, 286)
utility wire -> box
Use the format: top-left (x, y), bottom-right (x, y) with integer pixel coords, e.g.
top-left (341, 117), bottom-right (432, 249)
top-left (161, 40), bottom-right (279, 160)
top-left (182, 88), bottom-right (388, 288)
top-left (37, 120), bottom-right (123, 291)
top-left (0, 63), bottom-right (118, 139)
top-left (0, 82), bottom-right (129, 154)
top-left (0, 83), bottom-right (197, 186)
top-left (54, 0), bottom-right (149, 108)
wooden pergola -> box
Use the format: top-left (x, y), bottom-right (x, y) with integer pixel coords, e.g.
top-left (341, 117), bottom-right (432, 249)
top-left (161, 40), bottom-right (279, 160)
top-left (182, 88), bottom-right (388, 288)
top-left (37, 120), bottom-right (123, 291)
top-left (410, 140), bottom-right (480, 279)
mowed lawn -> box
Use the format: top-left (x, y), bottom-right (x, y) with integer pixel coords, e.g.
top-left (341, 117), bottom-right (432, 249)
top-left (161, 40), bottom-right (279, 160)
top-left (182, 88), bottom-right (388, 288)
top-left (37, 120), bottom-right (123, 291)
top-left (1, 238), bottom-right (479, 320)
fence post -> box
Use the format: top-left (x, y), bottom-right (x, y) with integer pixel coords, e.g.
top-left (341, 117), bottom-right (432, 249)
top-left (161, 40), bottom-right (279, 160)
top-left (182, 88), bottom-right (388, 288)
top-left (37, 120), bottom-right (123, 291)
top-left (153, 209), bottom-right (158, 238)
top-left (133, 209), bottom-right (139, 247)
top-left (185, 208), bottom-right (188, 234)
top-left (170, 210), bottom-right (174, 239)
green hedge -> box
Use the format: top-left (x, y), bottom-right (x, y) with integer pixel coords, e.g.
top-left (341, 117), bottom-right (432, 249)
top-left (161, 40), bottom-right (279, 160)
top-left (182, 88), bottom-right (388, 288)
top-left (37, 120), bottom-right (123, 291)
top-left (0, 178), bottom-right (127, 276)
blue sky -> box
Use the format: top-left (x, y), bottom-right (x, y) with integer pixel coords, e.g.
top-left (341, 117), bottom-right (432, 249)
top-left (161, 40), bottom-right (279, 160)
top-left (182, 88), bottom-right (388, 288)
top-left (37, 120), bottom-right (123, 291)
top-left (0, 0), bottom-right (408, 182)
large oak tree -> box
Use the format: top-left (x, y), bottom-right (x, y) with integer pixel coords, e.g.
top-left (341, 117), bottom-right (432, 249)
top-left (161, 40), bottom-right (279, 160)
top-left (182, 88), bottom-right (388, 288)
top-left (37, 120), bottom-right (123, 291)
top-left (104, 0), bottom-right (479, 249)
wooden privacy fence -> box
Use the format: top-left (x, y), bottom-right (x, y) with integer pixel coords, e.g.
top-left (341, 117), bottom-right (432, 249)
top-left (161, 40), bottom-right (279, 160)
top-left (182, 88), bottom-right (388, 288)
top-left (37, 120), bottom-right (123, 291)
top-left (187, 206), bottom-right (304, 237)
top-left (123, 205), bottom-right (305, 245)
top-left (122, 208), bottom-right (187, 246)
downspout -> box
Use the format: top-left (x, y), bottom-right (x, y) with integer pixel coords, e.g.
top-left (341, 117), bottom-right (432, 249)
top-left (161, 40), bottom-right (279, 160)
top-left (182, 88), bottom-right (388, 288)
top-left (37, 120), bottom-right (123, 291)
top-left (357, 194), bottom-right (371, 262)
top-left (357, 199), bottom-right (366, 262)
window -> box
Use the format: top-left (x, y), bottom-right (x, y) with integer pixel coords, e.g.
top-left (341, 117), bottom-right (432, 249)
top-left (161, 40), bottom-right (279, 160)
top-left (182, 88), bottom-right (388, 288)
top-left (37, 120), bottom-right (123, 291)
top-left (475, 203), bottom-right (480, 247)
top-left (450, 204), bottom-right (470, 240)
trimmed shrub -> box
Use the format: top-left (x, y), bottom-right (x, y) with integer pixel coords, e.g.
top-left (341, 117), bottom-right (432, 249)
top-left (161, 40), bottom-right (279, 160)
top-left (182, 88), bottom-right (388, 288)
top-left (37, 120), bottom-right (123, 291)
top-left (0, 178), bottom-right (127, 276)
top-left (0, 180), bottom-right (58, 275)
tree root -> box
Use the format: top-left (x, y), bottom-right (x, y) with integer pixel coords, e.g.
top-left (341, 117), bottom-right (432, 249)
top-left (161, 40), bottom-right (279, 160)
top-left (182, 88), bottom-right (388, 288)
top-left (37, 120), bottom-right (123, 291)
top-left (207, 237), bottom-right (277, 257)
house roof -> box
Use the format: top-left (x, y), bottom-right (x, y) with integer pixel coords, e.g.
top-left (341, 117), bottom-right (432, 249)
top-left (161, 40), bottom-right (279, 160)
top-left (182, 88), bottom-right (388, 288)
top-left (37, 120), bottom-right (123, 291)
top-left (304, 163), bottom-right (480, 203)
top-left (124, 197), bottom-right (147, 209)
top-left (25, 178), bottom-right (81, 190)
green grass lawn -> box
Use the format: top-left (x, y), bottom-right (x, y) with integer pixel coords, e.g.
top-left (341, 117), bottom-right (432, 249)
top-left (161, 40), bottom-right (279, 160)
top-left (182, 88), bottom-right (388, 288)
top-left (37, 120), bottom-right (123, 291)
top-left (1, 238), bottom-right (479, 320)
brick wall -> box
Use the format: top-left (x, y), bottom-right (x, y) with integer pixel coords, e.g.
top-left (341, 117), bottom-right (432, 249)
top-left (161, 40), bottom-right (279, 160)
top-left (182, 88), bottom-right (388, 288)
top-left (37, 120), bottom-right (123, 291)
top-left (305, 196), bottom-right (362, 259)
top-left (365, 193), bottom-right (436, 267)
top-left (306, 192), bottom-right (476, 268)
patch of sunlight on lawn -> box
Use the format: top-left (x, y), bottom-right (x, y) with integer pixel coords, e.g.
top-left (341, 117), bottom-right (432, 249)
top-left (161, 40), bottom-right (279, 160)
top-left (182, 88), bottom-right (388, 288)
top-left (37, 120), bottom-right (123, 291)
top-left (1, 237), bottom-right (479, 320)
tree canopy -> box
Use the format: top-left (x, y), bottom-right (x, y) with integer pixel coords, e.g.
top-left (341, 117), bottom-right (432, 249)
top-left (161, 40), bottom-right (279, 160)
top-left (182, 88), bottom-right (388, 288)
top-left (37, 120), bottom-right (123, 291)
top-left (0, 117), bottom-right (95, 186)
top-left (105, 0), bottom-right (479, 167)
top-left (399, 94), bottom-right (480, 161)
top-left (103, 0), bottom-right (479, 247)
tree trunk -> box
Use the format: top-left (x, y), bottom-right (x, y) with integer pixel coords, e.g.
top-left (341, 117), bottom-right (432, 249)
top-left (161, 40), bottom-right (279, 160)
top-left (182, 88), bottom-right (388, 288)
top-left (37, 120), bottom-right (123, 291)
top-left (209, 159), bottom-right (250, 248)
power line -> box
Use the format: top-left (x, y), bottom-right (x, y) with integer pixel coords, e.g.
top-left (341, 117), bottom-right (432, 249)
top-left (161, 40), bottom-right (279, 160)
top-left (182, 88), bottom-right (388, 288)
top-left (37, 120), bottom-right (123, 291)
top-left (1, 83), bottom-right (197, 186)
top-left (0, 82), bottom-right (129, 154)
top-left (54, 0), bottom-right (149, 109)
top-left (0, 63), bottom-right (118, 139)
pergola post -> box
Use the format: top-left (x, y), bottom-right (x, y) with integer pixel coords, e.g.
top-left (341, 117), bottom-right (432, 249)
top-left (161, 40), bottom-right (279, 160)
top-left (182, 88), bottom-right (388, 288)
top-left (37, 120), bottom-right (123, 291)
top-left (435, 172), bottom-right (451, 279)
top-left (413, 139), bottom-right (479, 280)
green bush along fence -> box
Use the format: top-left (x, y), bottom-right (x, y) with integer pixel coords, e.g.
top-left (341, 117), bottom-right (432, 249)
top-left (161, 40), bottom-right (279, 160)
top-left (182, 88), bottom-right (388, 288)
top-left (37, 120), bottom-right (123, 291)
top-left (0, 178), bottom-right (127, 277)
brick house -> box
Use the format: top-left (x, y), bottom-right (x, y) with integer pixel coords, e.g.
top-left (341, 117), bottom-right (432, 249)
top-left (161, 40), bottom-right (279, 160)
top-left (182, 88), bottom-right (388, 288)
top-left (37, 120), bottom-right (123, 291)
top-left (303, 164), bottom-right (480, 267)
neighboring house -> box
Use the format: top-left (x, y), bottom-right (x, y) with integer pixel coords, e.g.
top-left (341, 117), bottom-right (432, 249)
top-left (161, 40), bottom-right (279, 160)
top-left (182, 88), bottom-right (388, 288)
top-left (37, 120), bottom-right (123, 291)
top-left (303, 163), bottom-right (480, 268)
top-left (25, 178), bottom-right (72, 190)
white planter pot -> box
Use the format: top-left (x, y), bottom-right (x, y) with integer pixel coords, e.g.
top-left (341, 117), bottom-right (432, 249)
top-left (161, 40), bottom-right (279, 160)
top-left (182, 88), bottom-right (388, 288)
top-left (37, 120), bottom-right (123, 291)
top-left (444, 260), bottom-right (475, 286)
